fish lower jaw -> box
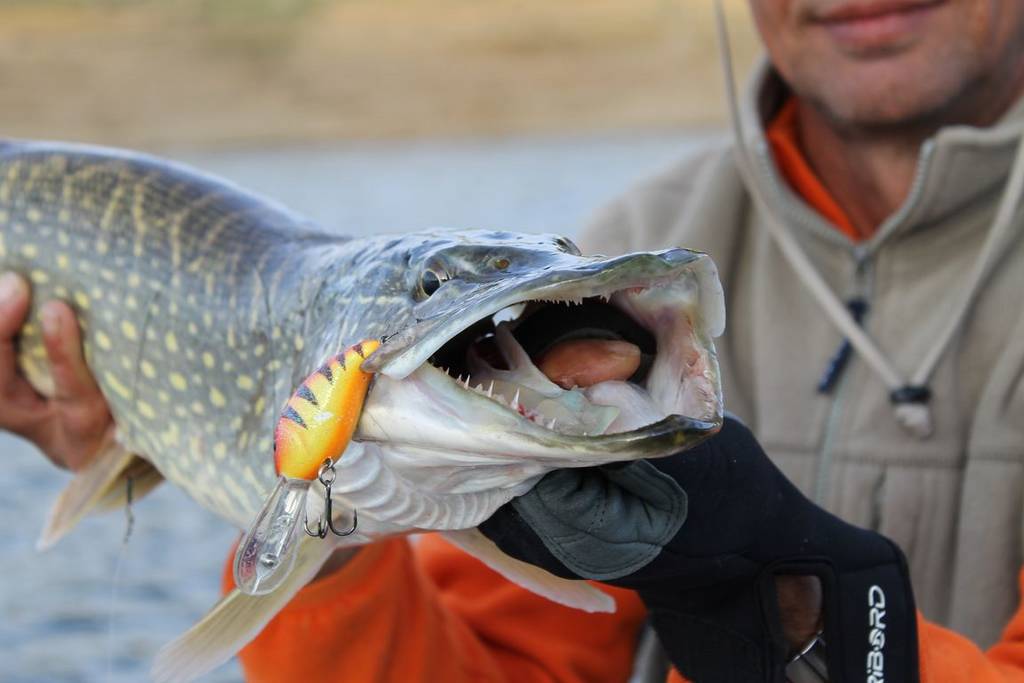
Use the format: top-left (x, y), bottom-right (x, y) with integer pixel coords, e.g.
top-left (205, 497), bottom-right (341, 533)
top-left (433, 372), bottom-right (563, 432)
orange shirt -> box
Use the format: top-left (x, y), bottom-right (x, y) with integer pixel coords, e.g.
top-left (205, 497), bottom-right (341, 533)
top-left (230, 102), bottom-right (1024, 681)
top-left (224, 536), bottom-right (648, 682)
top-left (227, 535), bottom-right (1024, 683)
top-left (766, 98), bottom-right (875, 242)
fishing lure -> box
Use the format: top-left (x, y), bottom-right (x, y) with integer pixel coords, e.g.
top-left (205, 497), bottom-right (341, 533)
top-left (233, 339), bottom-right (380, 595)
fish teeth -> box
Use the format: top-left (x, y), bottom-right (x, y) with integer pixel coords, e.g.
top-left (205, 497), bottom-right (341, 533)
top-left (487, 380), bottom-right (494, 397)
top-left (511, 389), bottom-right (520, 408)
top-left (548, 418), bottom-right (557, 430)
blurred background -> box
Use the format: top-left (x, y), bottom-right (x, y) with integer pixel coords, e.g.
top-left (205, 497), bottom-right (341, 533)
top-left (0, 1), bottom-right (760, 681)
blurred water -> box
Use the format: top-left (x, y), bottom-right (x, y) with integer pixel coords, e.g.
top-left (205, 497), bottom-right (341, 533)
top-left (0, 130), bottom-right (707, 682)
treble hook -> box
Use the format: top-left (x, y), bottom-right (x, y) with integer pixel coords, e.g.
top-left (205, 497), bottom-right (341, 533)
top-left (303, 458), bottom-right (358, 538)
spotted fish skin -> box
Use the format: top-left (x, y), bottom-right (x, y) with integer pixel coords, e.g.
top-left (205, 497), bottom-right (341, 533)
top-left (0, 141), bottom-right (421, 526)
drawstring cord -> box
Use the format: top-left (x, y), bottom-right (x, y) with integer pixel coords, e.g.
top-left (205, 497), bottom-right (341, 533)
top-left (816, 299), bottom-right (868, 395)
top-left (713, 0), bottom-right (1024, 439)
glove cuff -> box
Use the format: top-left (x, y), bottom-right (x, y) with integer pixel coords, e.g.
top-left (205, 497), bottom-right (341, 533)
top-left (826, 537), bottom-right (919, 683)
top-left (759, 537), bottom-right (919, 683)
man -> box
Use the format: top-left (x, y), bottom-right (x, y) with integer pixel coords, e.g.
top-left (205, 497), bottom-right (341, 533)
top-left (5, 0), bottom-right (1024, 680)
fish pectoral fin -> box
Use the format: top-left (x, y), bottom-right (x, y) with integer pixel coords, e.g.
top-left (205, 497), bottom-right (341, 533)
top-left (151, 536), bottom-right (336, 683)
top-left (441, 528), bottom-right (615, 614)
top-left (36, 440), bottom-right (163, 551)
top-left (91, 455), bottom-right (164, 512)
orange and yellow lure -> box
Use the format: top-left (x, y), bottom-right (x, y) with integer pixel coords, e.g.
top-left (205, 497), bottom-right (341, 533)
top-left (274, 339), bottom-right (380, 481)
top-left (234, 339), bottom-right (380, 596)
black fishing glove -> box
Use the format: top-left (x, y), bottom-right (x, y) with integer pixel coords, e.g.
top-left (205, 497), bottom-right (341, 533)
top-left (479, 416), bottom-right (918, 683)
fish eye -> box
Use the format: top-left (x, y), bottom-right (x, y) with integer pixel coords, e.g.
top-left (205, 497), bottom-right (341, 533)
top-left (493, 257), bottom-right (510, 270)
top-left (420, 269), bottom-right (445, 297)
top-left (554, 237), bottom-right (579, 255)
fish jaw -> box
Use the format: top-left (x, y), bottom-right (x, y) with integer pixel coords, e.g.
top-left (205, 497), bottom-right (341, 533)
top-left (354, 247), bottom-right (724, 465)
top-left (357, 364), bottom-right (718, 466)
top-left (611, 277), bottom-right (723, 429)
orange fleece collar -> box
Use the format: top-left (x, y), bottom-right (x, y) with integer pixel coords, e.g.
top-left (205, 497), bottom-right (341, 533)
top-left (765, 98), bottom-right (872, 243)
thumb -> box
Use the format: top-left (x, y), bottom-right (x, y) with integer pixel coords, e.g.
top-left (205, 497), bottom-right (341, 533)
top-left (40, 299), bottom-right (103, 402)
top-left (601, 460), bottom-right (688, 523)
top-left (509, 461), bottom-right (687, 582)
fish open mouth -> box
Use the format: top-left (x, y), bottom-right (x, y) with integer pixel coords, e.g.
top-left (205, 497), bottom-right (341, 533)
top-left (434, 297), bottom-right (656, 389)
top-left (426, 292), bottom-right (713, 436)
top-left (357, 249), bottom-right (725, 459)
top-left (425, 292), bottom-right (704, 432)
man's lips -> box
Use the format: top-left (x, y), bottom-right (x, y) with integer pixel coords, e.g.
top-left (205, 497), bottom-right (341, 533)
top-left (808, 0), bottom-right (946, 54)
top-left (814, 0), bottom-right (942, 23)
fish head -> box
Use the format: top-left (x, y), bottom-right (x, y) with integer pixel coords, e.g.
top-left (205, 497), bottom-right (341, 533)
top-left (356, 229), bottom-right (726, 467)
top-left (237, 230), bottom-right (726, 598)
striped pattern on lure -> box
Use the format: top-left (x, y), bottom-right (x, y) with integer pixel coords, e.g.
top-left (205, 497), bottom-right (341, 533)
top-left (1, 139), bottom-right (727, 682)
top-left (274, 340), bottom-right (379, 481)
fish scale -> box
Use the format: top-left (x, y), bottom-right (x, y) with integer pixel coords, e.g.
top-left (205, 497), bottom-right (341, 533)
top-left (0, 141), bottom-right (413, 526)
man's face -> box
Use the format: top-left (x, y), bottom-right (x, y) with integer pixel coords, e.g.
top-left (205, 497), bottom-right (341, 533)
top-left (749, 1), bottom-right (1024, 128)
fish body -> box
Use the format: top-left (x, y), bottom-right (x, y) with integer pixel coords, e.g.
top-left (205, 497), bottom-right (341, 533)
top-left (0, 140), bottom-right (445, 527)
top-left (0, 139), bottom-right (727, 681)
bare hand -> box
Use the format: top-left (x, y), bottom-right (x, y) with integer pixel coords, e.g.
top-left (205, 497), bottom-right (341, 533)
top-left (0, 272), bottom-right (113, 471)
top-left (775, 574), bottom-right (824, 653)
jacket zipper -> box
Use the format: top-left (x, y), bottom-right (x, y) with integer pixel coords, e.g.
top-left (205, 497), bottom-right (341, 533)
top-left (746, 133), bottom-right (936, 504)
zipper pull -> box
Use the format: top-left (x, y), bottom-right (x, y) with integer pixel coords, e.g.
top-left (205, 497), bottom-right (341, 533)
top-left (816, 298), bottom-right (868, 394)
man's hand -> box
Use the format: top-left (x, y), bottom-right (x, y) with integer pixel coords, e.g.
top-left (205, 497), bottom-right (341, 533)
top-left (0, 272), bottom-right (113, 471)
top-left (480, 416), bottom-right (920, 682)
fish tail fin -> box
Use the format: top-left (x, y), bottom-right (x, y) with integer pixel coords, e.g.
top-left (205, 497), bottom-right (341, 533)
top-left (151, 536), bottom-right (335, 683)
top-left (37, 440), bottom-right (163, 551)
top-left (442, 528), bottom-right (615, 613)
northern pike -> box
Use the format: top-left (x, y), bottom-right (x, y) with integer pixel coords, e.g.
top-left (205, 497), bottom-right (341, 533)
top-left (0, 140), bottom-right (725, 681)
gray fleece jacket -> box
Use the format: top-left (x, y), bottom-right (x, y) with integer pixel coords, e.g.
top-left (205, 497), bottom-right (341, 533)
top-left (581, 64), bottom-right (1024, 648)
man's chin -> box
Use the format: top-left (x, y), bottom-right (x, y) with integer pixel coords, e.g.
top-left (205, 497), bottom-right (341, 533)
top-left (799, 54), bottom-right (980, 131)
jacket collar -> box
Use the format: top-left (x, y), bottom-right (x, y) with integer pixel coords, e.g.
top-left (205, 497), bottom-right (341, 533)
top-left (741, 59), bottom-right (1024, 253)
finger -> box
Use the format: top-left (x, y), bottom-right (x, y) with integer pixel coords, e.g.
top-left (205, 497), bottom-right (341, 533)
top-left (0, 272), bottom-right (31, 387)
top-left (40, 300), bottom-right (103, 402)
top-left (775, 575), bottom-right (824, 652)
top-left (0, 271), bottom-right (52, 432)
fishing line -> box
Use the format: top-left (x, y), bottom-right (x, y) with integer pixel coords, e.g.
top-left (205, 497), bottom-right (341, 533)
top-left (104, 475), bottom-right (136, 682)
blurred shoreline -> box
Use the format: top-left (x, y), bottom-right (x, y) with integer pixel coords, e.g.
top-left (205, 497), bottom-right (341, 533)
top-left (0, 0), bottom-right (760, 151)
